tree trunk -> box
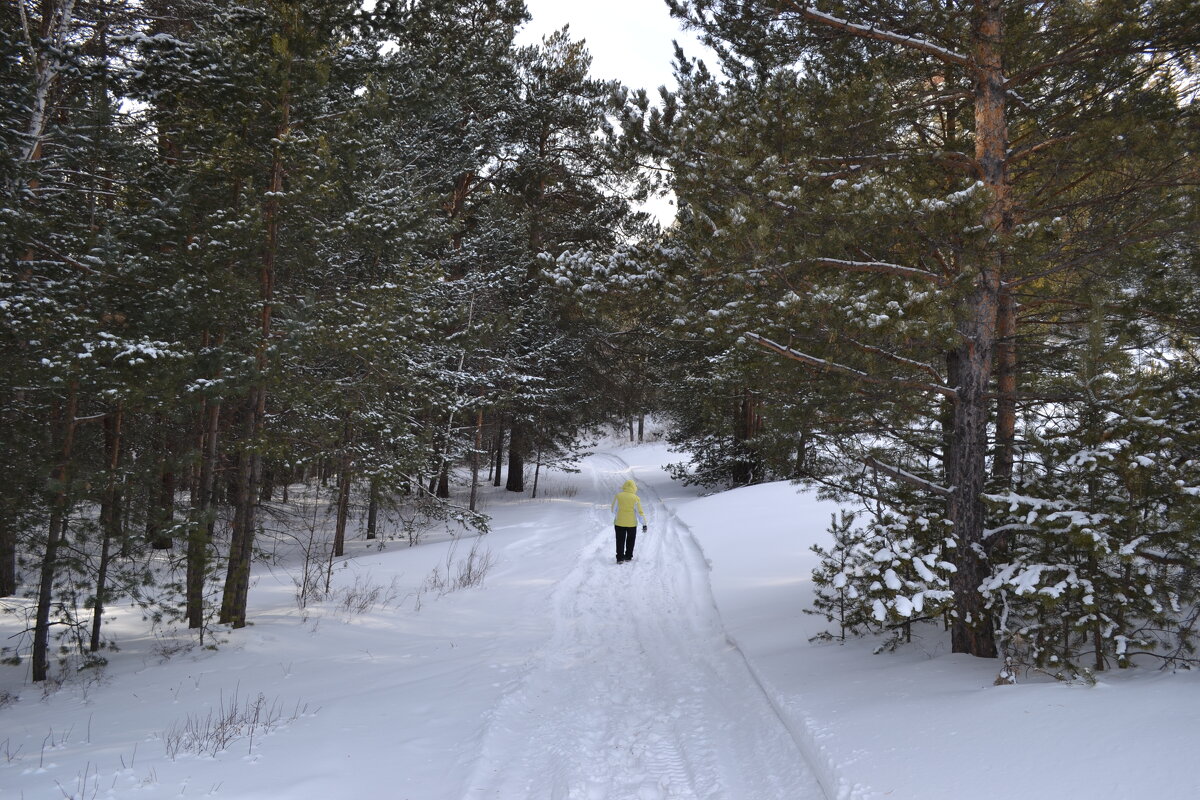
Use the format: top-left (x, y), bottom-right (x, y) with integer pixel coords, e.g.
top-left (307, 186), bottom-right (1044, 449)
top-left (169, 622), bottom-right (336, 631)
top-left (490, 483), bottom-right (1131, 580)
top-left (493, 427), bottom-right (505, 487)
top-left (531, 446), bottom-right (543, 499)
top-left (638, 413), bottom-right (645, 443)
top-left (992, 287), bottom-right (1017, 489)
top-left (366, 478), bottom-right (380, 540)
top-left (945, 333), bottom-right (999, 658)
top-left (259, 466), bottom-right (274, 502)
top-left (188, 389), bottom-right (221, 630)
top-left (942, 0), bottom-right (1013, 659)
top-left (469, 408), bottom-right (483, 512)
top-left (505, 425), bottom-right (524, 493)
top-left (333, 443), bottom-right (352, 558)
top-left (147, 455), bottom-right (176, 551)
top-left (91, 405), bottom-right (123, 653)
top-left (220, 396), bottom-right (260, 628)
top-left (0, 515), bottom-right (14, 596)
top-left (435, 462), bottom-right (450, 499)
top-left (219, 48), bottom-right (287, 627)
top-left (32, 382), bottom-right (78, 682)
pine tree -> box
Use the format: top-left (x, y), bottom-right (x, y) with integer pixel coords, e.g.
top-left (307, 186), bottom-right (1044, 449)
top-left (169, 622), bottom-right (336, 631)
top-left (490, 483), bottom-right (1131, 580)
top-left (663, 0), bottom-right (1198, 657)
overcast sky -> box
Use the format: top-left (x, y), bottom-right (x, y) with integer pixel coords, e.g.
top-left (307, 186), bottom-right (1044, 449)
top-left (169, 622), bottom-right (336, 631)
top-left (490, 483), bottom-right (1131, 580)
top-left (516, 0), bottom-right (710, 95)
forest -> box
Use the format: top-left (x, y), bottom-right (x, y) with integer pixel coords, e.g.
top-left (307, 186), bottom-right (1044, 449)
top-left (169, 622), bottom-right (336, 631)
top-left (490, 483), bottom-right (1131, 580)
top-left (2, 0), bottom-right (1198, 688)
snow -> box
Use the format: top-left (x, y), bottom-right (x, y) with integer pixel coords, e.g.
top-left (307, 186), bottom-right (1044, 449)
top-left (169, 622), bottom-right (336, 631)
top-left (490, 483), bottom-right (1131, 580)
top-left (4, 442), bottom-right (1200, 799)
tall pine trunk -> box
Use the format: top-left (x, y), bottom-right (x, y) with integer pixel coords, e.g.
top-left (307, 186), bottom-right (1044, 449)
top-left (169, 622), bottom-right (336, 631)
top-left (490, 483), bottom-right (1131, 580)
top-left (32, 382), bottom-right (78, 682)
top-left (91, 404), bottom-right (123, 653)
top-left (505, 424), bottom-right (524, 492)
top-left (366, 477), bottom-right (380, 540)
top-left (333, 426), bottom-right (352, 557)
top-left (0, 490), bottom-right (15, 596)
top-left (146, 429), bottom-right (176, 551)
top-left (188, 388), bottom-right (221, 630)
top-left (219, 53), bottom-right (288, 628)
top-left (469, 408), bottom-right (483, 512)
top-left (220, 398), bottom-right (259, 627)
top-left (493, 426), bottom-right (504, 487)
top-left (943, 0), bottom-right (1013, 659)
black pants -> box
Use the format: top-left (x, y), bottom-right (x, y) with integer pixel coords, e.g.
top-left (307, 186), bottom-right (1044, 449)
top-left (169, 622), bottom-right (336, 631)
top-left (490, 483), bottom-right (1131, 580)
top-left (615, 525), bottom-right (637, 560)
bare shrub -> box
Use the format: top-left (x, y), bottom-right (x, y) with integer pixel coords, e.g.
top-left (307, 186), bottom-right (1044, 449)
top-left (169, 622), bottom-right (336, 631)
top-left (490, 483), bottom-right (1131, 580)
top-left (417, 537), bottom-right (495, 605)
top-left (163, 687), bottom-right (313, 759)
top-left (332, 574), bottom-right (402, 615)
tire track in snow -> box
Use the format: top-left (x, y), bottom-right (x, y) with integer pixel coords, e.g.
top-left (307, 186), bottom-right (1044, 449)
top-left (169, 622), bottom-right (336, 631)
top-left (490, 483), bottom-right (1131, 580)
top-left (463, 452), bottom-right (827, 800)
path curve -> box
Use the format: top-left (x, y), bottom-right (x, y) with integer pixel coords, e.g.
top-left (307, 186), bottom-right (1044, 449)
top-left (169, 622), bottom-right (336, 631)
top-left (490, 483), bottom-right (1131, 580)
top-left (462, 451), bottom-right (827, 800)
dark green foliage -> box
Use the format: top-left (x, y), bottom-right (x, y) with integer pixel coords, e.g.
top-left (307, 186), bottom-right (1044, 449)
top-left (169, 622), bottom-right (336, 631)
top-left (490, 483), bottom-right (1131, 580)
top-left (653, 0), bottom-right (1199, 662)
top-left (2, 0), bottom-right (645, 678)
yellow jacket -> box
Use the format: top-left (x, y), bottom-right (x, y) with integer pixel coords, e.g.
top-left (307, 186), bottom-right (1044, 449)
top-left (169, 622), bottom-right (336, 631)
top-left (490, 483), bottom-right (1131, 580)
top-left (611, 480), bottom-right (646, 527)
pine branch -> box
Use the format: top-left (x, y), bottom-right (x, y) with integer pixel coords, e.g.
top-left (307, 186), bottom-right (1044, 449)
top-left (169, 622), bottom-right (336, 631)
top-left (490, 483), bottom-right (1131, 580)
top-left (789, 256), bottom-right (945, 284)
top-left (839, 334), bottom-right (946, 382)
top-left (782, 2), bottom-right (970, 68)
top-left (810, 150), bottom-right (979, 178)
top-left (862, 456), bottom-right (953, 498)
top-left (745, 333), bottom-right (957, 398)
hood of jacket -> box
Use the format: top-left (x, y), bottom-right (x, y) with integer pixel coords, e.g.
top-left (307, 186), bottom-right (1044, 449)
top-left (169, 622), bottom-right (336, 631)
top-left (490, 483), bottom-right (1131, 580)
top-left (621, 479), bottom-right (638, 493)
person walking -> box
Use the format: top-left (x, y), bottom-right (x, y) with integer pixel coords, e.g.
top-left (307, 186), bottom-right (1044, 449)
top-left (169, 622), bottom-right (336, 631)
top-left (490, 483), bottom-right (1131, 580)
top-left (611, 479), bottom-right (647, 563)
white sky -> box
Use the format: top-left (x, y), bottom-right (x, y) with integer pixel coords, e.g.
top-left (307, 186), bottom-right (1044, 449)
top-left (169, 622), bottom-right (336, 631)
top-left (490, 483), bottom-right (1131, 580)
top-left (517, 0), bottom-right (710, 95)
top-left (517, 0), bottom-right (715, 225)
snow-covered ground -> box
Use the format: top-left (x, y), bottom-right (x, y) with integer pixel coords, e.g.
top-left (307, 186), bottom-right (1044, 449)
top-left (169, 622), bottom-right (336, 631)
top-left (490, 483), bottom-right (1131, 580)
top-left (3, 440), bottom-right (1199, 799)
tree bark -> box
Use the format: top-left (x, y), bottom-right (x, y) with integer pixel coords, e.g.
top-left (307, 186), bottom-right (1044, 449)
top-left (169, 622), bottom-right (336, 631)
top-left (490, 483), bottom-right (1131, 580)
top-left (220, 396), bottom-right (259, 628)
top-left (992, 286), bottom-right (1017, 488)
top-left (434, 460), bottom-right (448, 496)
top-left (0, 514), bottom-right (14, 596)
top-left (32, 382), bottom-right (78, 682)
top-left (505, 424), bottom-right (524, 492)
top-left (366, 477), bottom-right (380, 540)
top-left (147, 445), bottom-right (176, 550)
top-left (91, 404), bottom-right (123, 653)
top-left (188, 387), bottom-right (221, 629)
top-left (942, 0), bottom-right (1014, 659)
top-left (469, 408), bottom-right (484, 512)
top-left (493, 426), bottom-right (505, 487)
top-left (219, 43), bottom-right (288, 627)
top-left (531, 446), bottom-right (543, 499)
top-left (333, 429), bottom-right (352, 557)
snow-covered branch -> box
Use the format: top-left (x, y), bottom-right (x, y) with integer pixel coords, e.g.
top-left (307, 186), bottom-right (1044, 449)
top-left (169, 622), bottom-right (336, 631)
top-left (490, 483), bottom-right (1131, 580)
top-left (783, 3), bottom-right (970, 67)
top-left (784, 257), bottom-right (943, 284)
top-left (745, 333), bottom-right (957, 398)
top-left (841, 335), bottom-right (945, 382)
top-left (863, 456), bottom-right (953, 498)
top-left (811, 150), bottom-right (979, 178)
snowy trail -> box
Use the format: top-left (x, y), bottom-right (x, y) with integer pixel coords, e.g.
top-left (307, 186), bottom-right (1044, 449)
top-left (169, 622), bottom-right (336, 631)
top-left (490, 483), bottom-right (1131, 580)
top-left (463, 452), bottom-right (826, 800)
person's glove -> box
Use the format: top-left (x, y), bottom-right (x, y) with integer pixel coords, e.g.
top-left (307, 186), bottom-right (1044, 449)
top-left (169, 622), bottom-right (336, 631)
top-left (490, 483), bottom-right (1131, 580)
top-left (642, 525), bottom-right (647, 533)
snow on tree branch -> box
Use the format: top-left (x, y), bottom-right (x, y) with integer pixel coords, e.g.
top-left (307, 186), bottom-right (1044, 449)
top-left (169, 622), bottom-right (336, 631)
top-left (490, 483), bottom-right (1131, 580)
top-left (744, 333), bottom-right (957, 398)
top-left (788, 257), bottom-right (945, 284)
top-left (863, 456), bottom-right (953, 498)
top-left (783, 2), bottom-right (970, 68)
top-left (840, 334), bottom-right (945, 382)
top-left (811, 151), bottom-right (979, 178)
